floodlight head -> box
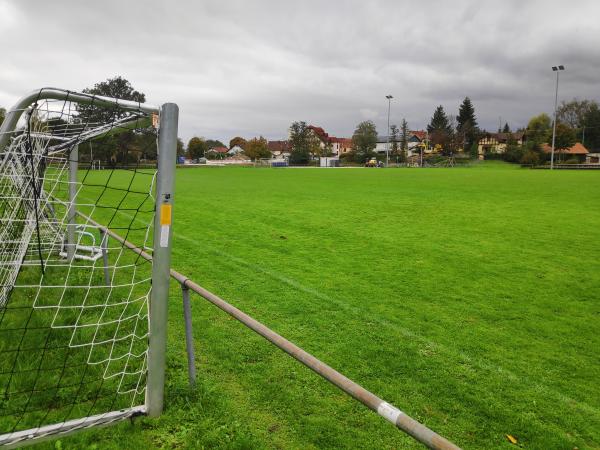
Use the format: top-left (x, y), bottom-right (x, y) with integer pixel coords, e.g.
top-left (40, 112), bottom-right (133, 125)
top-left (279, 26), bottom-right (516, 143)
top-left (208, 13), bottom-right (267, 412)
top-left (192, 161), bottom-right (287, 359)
top-left (558, 65), bottom-right (565, 70)
top-left (552, 66), bottom-right (558, 71)
top-left (386, 95), bottom-right (393, 99)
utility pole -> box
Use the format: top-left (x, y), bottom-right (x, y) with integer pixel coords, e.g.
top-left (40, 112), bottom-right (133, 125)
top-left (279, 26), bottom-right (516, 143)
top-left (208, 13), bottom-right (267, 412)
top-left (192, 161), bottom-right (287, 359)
top-left (550, 65), bottom-right (565, 170)
top-left (385, 95), bottom-right (393, 167)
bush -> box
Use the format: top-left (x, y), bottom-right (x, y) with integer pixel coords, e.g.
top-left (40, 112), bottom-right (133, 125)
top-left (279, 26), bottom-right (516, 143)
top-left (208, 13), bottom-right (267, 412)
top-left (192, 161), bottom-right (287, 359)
top-left (340, 151), bottom-right (357, 163)
top-left (503, 144), bottom-right (525, 163)
top-left (562, 158), bottom-right (581, 165)
top-left (426, 154), bottom-right (447, 165)
top-left (520, 151), bottom-right (540, 166)
top-left (469, 142), bottom-right (479, 159)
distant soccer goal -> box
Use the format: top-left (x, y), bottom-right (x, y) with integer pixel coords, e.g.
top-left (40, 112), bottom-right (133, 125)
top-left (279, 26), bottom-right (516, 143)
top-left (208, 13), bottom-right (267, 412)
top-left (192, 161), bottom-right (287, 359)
top-left (0, 88), bottom-right (178, 447)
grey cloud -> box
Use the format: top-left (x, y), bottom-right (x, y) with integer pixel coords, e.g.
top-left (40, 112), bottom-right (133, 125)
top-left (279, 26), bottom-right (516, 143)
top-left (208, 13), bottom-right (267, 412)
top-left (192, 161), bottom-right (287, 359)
top-left (1, 0), bottom-right (599, 142)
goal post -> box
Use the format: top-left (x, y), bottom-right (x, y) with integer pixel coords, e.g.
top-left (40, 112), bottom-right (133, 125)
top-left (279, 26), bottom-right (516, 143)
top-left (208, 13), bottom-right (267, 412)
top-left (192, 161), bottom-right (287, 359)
top-left (0, 88), bottom-right (178, 447)
top-left (147, 102), bottom-right (177, 418)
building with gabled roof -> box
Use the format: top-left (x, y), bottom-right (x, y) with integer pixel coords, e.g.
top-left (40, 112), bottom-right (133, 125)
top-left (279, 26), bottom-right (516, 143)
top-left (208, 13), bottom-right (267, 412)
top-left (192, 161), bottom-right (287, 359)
top-left (541, 142), bottom-right (589, 162)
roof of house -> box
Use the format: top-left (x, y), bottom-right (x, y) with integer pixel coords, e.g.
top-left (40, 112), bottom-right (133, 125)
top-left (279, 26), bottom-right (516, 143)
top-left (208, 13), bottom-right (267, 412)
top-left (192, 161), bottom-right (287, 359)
top-left (480, 132), bottom-right (526, 143)
top-left (541, 142), bottom-right (588, 154)
top-left (208, 146), bottom-right (229, 153)
top-left (330, 137), bottom-right (352, 145)
top-left (267, 140), bottom-right (290, 153)
top-left (411, 130), bottom-right (427, 140)
top-left (308, 125), bottom-right (328, 139)
top-left (377, 131), bottom-right (426, 143)
top-left (308, 125), bottom-right (355, 147)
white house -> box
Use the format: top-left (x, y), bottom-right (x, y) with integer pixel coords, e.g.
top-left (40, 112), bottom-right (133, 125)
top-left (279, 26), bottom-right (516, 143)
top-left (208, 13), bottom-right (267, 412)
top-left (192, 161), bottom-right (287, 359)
top-left (228, 145), bottom-right (244, 156)
top-left (375, 131), bottom-right (426, 156)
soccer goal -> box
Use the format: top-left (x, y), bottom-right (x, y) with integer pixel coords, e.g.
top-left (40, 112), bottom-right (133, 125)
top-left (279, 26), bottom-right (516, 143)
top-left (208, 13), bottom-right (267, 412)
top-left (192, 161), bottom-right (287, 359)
top-left (0, 88), bottom-right (178, 447)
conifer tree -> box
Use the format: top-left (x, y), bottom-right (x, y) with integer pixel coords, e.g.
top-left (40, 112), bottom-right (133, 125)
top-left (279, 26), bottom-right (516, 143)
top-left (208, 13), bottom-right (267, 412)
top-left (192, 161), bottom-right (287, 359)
top-left (428, 105), bottom-right (452, 134)
top-left (400, 119), bottom-right (409, 152)
top-left (428, 106), bottom-right (453, 153)
top-left (456, 97), bottom-right (479, 153)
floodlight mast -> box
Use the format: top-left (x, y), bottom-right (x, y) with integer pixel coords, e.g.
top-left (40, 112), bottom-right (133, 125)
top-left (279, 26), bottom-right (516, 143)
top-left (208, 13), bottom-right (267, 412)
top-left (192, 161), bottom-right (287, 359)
top-left (550, 65), bottom-right (565, 170)
top-left (386, 95), bottom-right (393, 167)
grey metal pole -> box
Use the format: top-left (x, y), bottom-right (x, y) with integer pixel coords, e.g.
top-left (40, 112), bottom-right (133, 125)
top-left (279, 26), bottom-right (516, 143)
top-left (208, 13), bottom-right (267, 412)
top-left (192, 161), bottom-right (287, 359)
top-left (172, 273), bottom-right (461, 450)
top-left (386, 95), bottom-right (392, 167)
top-left (66, 145), bottom-right (78, 262)
top-left (182, 285), bottom-right (197, 386)
top-left (100, 229), bottom-right (110, 286)
top-left (550, 70), bottom-right (559, 170)
top-left (146, 103), bottom-right (178, 418)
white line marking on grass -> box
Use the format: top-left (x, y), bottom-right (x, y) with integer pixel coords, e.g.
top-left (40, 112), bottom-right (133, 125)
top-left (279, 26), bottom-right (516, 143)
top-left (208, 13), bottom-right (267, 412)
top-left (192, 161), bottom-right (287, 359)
top-left (81, 193), bottom-right (599, 421)
top-left (173, 233), bottom-right (600, 420)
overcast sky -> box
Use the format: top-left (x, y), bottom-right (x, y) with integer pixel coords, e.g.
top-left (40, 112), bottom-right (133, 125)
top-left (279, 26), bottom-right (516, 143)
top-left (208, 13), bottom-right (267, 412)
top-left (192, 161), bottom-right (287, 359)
top-left (1, 0), bottom-right (599, 143)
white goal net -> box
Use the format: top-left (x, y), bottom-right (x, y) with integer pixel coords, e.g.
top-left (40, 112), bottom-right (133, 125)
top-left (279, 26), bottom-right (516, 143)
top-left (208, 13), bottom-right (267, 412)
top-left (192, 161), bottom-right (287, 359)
top-left (0, 88), bottom-right (177, 447)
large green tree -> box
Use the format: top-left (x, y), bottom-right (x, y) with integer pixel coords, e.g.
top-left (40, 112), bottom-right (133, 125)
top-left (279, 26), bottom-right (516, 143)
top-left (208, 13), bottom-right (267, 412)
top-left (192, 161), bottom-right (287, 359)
top-left (289, 121), bottom-right (311, 164)
top-left (400, 119), bottom-right (409, 162)
top-left (400, 120), bottom-right (409, 150)
top-left (557, 99), bottom-right (593, 129)
top-left (389, 124), bottom-right (399, 157)
top-left (582, 102), bottom-right (600, 150)
top-left (244, 136), bottom-right (271, 160)
top-left (351, 120), bottom-right (377, 163)
top-left (176, 138), bottom-right (185, 157)
top-left (428, 105), bottom-right (452, 134)
top-left (187, 137), bottom-right (207, 159)
top-left (309, 133), bottom-right (325, 159)
top-left (229, 136), bottom-right (247, 149)
top-left (78, 76), bottom-right (148, 165)
top-left (527, 113), bottom-right (552, 147)
top-left (79, 76), bottom-right (146, 124)
top-left (428, 105), bottom-right (453, 153)
top-left (0, 107), bottom-right (5, 126)
top-left (456, 97), bottom-right (479, 153)
top-left (205, 139), bottom-right (226, 149)
top-left (553, 123), bottom-right (576, 155)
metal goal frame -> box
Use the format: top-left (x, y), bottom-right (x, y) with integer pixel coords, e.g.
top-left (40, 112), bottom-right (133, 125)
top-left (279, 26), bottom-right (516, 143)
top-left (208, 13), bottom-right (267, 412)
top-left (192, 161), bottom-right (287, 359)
top-left (0, 88), bottom-right (178, 447)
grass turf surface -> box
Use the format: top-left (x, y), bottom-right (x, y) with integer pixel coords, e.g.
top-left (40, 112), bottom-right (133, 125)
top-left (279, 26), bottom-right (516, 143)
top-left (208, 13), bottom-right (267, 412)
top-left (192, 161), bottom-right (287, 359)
top-left (28, 162), bottom-right (600, 449)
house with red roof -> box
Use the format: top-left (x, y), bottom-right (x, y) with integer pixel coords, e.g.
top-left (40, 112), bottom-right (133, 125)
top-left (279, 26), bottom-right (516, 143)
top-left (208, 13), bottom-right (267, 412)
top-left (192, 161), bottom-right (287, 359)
top-left (206, 146), bottom-right (229, 159)
top-left (541, 142), bottom-right (589, 162)
top-left (330, 136), bottom-right (353, 155)
top-left (307, 125), bottom-right (360, 157)
top-left (267, 140), bottom-right (290, 159)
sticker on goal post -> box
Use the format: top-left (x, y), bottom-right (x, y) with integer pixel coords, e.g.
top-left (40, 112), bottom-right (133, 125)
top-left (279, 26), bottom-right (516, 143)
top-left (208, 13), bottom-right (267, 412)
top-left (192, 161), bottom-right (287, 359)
top-left (159, 204), bottom-right (172, 247)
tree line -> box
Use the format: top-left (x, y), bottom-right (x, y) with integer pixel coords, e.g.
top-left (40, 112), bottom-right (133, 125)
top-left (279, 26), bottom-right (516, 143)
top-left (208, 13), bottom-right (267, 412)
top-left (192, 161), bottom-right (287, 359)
top-left (2, 77), bottom-right (599, 166)
top-left (186, 135), bottom-right (271, 160)
top-left (285, 97), bottom-right (481, 164)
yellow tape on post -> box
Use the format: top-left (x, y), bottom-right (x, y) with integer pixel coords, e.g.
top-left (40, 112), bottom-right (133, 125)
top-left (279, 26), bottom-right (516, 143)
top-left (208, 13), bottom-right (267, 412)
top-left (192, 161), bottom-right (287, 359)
top-left (159, 204), bottom-right (171, 247)
top-left (160, 204), bottom-right (172, 225)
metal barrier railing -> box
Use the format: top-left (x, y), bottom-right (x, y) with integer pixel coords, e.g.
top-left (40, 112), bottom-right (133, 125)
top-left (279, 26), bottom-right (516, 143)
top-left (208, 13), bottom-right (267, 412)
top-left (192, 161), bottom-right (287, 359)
top-left (80, 211), bottom-right (461, 450)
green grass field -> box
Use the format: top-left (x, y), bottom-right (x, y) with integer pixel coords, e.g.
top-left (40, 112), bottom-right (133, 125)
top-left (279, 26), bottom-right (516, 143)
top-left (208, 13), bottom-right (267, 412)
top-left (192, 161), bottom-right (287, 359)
top-left (21, 163), bottom-right (600, 449)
